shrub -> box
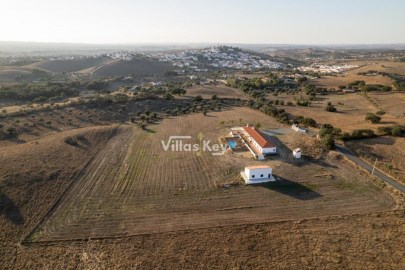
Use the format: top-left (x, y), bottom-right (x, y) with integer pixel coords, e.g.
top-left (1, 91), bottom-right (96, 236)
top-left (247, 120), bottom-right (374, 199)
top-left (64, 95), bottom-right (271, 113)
top-left (378, 125), bottom-right (405, 137)
top-left (325, 103), bottom-right (337, 112)
top-left (376, 110), bottom-right (386, 116)
top-left (342, 129), bottom-right (377, 140)
top-left (365, 113), bottom-right (381, 124)
top-left (391, 126), bottom-right (404, 137)
top-left (302, 117), bottom-right (317, 127)
top-left (296, 100), bottom-right (310, 106)
top-left (64, 136), bottom-right (78, 145)
top-left (322, 134), bottom-right (335, 150)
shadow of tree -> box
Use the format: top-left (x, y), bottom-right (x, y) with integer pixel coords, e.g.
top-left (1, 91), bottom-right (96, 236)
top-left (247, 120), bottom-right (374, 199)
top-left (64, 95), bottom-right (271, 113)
top-left (0, 191), bottom-right (24, 225)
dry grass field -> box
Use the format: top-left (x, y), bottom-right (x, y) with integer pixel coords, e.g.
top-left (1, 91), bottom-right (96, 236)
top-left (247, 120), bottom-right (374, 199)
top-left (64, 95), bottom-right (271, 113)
top-left (21, 107), bottom-right (394, 243)
top-left (311, 74), bottom-right (393, 90)
top-left (30, 58), bottom-right (109, 73)
top-left (276, 92), bottom-right (405, 133)
top-left (346, 137), bottom-right (405, 185)
top-left (311, 61), bottom-right (405, 89)
top-left (185, 84), bottom-right (247, 99)
top-left (349, 61), bottom-right (405, 76)
top-left (92, 58), bottom-right (174, 77)
top-left (367, 92), bottom-right (405, 117)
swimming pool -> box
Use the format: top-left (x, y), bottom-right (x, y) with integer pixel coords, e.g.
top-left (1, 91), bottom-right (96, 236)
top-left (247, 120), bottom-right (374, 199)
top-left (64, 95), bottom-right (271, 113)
top-left (227, 140), bottom-right (238, 149)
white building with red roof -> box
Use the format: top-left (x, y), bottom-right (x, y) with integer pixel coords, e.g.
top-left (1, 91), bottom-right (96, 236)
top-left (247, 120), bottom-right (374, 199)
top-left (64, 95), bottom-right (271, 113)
top-left (242, 125), bottom-right (277, 155)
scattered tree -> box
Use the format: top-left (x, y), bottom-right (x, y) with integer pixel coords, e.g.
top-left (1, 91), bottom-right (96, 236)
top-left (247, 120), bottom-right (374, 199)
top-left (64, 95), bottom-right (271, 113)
top-left (365, 113), bottom-right (381, 124)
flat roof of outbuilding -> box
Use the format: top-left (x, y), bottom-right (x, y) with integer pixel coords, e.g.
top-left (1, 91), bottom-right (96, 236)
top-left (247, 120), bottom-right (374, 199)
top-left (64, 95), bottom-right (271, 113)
top-left (245, 165), bottom-right (272, 169)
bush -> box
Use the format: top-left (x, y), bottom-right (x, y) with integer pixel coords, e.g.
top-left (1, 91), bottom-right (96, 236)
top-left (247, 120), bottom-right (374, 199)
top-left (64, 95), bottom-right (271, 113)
top-left (342, 129), bottom-right (376, 141)
top-left (376, 110), bottom-right (386, 116)
top-left (392, 126), bottom-right (404, 137)
top-left (193, 95), bottom-right (203, 102)
top-left (378, 125), bottom-right (405, 137)
top-left (325, 103), bottom-right (337, 112)
top-left (302, 117), bottom-right (317, 127)
top-left (296, 100), bottom-right (310, 107)
top-left (322, 134), bottom-right (335, 150)
top-left (64, 136), bottom-right (78, 146)
top-left (365, 113), bottom-right (381, 124)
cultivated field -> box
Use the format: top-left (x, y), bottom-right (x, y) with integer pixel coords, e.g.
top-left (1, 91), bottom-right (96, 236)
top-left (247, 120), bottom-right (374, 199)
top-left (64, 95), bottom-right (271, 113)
top-left (0, 125), bottom-right (120, 267)
top-left (27, 107), bottom-right (394, 242)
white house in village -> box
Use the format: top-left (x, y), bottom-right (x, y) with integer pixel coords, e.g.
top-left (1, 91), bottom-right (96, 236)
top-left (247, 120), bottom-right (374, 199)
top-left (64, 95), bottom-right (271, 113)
top-left (241, 165), bottom-right (276, 184)
top-left (293, 148), bottom-right (302, 159)
top-left (242, 125), bottom-right (277, 154)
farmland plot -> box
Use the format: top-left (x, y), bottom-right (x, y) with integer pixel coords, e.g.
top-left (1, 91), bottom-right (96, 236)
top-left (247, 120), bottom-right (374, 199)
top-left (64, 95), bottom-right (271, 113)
top-left (28, 107), bottom-right (394, 242)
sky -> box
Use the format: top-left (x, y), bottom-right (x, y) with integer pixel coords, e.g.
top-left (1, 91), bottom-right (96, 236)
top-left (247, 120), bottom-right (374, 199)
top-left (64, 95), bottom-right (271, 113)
top-left (1, 0), bottom-right (404, 44)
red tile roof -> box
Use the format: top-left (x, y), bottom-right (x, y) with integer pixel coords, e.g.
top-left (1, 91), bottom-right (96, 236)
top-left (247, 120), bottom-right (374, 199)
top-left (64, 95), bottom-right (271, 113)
top-left (243, 126), bottom-right (276, 148)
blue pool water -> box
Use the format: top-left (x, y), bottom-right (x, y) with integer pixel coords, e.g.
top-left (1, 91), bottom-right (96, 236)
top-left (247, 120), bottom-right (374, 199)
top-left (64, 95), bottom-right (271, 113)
top-left (227, 140), bottom-right (237, 149)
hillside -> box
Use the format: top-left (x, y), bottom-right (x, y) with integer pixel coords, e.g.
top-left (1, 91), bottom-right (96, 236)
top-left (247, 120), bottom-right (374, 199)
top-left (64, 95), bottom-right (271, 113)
top-left (92, 57), bottom-right (174, 77)
top-left (33, 57), bottom-right (109, 73)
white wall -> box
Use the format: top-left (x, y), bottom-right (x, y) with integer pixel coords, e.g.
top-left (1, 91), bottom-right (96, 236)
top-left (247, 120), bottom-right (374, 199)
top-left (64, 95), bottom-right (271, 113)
top-left (245, 168), bottom-right (272, 180)
top-left (262, 147), bottom-right (277, 154)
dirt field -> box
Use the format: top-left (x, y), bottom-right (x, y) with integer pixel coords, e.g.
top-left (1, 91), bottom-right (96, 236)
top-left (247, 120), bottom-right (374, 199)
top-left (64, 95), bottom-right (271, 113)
top-left (22, 107), bottom-right (394, 243)
top-left (277, 92), bottom-right (405, 133)
top-left (13, 211), bottom-right (405, 269)
top-left (185, 84), bottom-right (247, 99)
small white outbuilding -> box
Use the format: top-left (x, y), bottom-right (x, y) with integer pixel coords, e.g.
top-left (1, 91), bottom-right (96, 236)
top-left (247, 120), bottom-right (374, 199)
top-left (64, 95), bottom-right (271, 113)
top-left (292, 124), bottom-right (307, 133)
top-left (293, 148), bottom-right (302, 159)
top-left (241, 165), bottom-right (275, 184)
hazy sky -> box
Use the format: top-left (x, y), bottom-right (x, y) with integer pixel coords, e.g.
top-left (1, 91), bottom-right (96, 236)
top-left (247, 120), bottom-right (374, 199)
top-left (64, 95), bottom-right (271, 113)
top-left (1, 0), bottom-right (404, 44)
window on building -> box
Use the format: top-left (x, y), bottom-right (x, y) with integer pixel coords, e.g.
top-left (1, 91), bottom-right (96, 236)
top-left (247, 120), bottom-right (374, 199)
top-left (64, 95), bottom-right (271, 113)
top-left (260, 174), bottom-right (263, 177)
top-left (252, 175), bottom-right (255, 178)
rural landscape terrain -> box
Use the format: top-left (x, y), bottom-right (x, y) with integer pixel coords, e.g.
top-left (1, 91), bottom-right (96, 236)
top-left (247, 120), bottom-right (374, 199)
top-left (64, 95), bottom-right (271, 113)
top-left (0, 41), bottom-right (404, 269)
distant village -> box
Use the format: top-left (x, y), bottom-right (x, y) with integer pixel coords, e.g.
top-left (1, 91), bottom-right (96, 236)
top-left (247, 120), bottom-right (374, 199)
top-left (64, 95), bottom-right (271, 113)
top-left (297, 63), bottom-right (359, 74)
top-left (150, 46), bottom-right (283, 72)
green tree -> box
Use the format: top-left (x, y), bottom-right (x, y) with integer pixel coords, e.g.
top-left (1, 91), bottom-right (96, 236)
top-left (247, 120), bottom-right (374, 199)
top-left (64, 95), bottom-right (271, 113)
top-left (171, 88), bottom-right (187, 96)
top-left (302, 117), bottom-right (317, 127)
top-left (322, 134), bottom-right (335, 150)
top-left (325, 102), bottom-right (337, 112)
top-left (6, 127), bottom-right (16, 136)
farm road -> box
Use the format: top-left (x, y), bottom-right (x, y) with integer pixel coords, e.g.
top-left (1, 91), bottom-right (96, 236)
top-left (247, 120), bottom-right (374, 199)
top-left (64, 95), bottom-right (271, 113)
top-left (336, 145), bottom-right (405, 192)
